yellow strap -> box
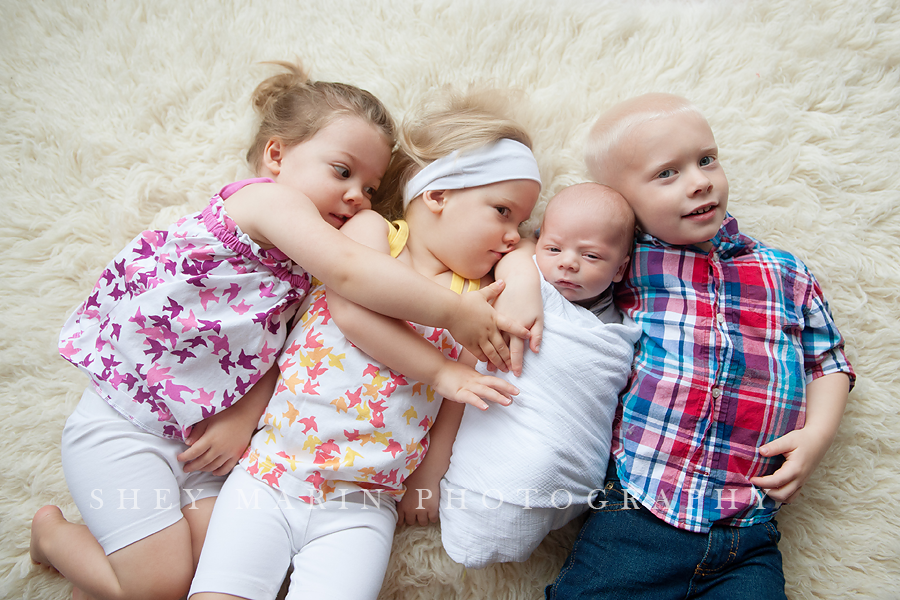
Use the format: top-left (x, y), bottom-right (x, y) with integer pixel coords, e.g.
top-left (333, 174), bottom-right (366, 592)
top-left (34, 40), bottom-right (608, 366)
top-left (450, 272), bottom-right (481, 294)
top-left (391, 219), bottom-right (480, 294)
top-left (387, 219), bottom-right (409, 258)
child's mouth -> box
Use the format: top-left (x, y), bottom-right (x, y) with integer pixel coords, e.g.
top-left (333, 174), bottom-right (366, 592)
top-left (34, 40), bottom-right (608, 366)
top-left (686, 204), bottom-right (716, 217)
top-left (555, 280), bottom-right (579, 289)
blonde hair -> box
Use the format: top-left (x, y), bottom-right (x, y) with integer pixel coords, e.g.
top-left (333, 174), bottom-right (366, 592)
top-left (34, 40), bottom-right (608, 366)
top-left (246, 61), bottom-right (395, 176)
top-left (379, 89), bottom-right (533, 220)
top-left (584, 93), bottom-right (704, 184)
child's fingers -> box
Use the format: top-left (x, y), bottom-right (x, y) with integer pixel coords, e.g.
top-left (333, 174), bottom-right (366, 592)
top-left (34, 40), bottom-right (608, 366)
top-left (461, 378), bottom-right (518, 409)
top-left (480, 376), bottom-right (519, 398)
top-left (751, 479), bottom-right (797, 504)
top-left (749, 464), bottom-right (797, 493)
top-left (183, 419), bottom-right (210, 447)
top-left (177, 440), bottom-right (208, 463)
top-left (528, 321), bottom-right (543, 354)
top-left (212, 451), bottom-right (248, 476)
top-left (195, 452), bottom-right (224, 473)
top-left (478, 279), bottom-right (505, 304)
top-left (181, 450), bottom-right (213, 473)
top-left (508, 336), bottom-right (526, 376)
top-left (480, 335), bottom-right (511, 374)
top-left (469, 347), bottom-right (491, 367)
top-left (401, 508), bottom-right (418, 526)
top-left (496, 314), bottom-right (531, 341)
top-left (457, 391), bottom-right (489, 411)
top-left (782, 488), bottom-right (803, 504)
top-left (757, 431), bottom-right (798, 458)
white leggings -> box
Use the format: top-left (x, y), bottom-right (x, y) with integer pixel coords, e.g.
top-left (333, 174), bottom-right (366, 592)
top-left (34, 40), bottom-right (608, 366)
top-left (61, 388), bottom-right (224, 554)
top-left (189, 467), bottom-right (398, 600)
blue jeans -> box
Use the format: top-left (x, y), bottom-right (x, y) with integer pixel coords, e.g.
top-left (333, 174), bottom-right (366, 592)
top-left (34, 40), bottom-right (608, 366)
top-left (546, 464), bottom-right (787, 600)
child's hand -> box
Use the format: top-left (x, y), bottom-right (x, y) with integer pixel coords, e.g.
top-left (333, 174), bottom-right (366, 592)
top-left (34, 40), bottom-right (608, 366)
top-left (486, 241), bottom-right (543, 375)
top-left (749, 426), bottom-right (832, 504)
top-left (750, 373), bottom-right (850, 504)
top-left (177, 406), bottom-right (256, 476)
top-left (433, 359), bottom-right (518, 411)
top-left (397, 468), bottom-right (442, 526)
top-left (449, 280), bottom-right (530, 374)
top-left (487, 277), bottom-right (543, 377)
top-left (177, 366), bottom-right (277, 476)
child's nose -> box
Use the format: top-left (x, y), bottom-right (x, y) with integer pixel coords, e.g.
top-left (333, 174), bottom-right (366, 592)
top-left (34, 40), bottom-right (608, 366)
top-left (344, 187), bottom-right (366, 207)
top-left (688, 170), bottom-right (713, 196)
top-left (503, 226), bottom-right (521, 246)
top-left (560, 252), bottom-right (579, 271)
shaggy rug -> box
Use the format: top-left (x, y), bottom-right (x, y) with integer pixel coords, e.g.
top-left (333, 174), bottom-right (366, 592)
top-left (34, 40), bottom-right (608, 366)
top-left (2, 0), bottom-right (898, 598)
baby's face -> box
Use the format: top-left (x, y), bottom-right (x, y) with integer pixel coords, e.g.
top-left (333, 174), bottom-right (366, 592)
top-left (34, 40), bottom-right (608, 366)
top-left (536, 204), bottom-right (629, 305)
top-left (611, 111), bottom-right (728, 249)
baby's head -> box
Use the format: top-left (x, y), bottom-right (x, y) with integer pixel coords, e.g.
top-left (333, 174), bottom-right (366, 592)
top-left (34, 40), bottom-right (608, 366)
top-left (585, 93), bottom-right (728, 250)
top-left (536, 183), bottom-right (634, 306)
top-left (386, 90), bottom-right (541, 280)
top-left (247, 62), bottom-right (395, 228)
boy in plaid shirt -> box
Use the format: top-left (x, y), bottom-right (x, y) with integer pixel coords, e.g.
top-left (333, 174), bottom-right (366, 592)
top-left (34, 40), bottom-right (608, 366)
top-left (546, 93), bottom-right (854, 599)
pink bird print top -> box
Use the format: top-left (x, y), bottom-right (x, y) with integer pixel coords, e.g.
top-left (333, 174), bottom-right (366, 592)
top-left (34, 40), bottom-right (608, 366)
top-left (240, 220), bottom-right (471, 504)
top-left (58, 179), bottom-right (312, 440)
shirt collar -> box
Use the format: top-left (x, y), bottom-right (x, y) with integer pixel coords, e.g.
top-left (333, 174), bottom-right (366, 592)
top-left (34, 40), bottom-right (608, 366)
top-left (635, 213), bottom-right (755, 258)
top-left (585, 287), bottom-right (615, 318)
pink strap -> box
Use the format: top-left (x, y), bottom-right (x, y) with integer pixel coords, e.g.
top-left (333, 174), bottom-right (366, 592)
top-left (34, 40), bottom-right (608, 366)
top-left (219, 177), bottom-right (275, 199)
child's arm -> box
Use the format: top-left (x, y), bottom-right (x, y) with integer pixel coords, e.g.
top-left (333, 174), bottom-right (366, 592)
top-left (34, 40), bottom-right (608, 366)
top-left (331, 295), bottom-right (519, 409)
top-left (749, 371), bottom-right (850, 503)
top-left (227, 184), bottom-right (527, 371)
top-left (177, 365), bottom-right (279, 475)
top-left (396, 385), bottom-right (466, 526)
top-left (326, 211), bottom-right (519, 410)
top-left (489, 240), bottom-right (544, 375)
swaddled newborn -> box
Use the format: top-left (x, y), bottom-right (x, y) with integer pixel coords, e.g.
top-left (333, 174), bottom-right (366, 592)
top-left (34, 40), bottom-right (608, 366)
top-left (440, 184), bottom-right (641, 568)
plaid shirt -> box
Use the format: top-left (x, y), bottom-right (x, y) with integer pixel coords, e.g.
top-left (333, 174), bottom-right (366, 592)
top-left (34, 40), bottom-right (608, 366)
top-left (612, 215), bottom-right (854, 533)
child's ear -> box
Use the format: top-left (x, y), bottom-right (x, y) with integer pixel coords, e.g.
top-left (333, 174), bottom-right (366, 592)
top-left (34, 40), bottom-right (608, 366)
top-left (421, 189), bottom-right (447, 214)
top-left (263, 139), bottom-right (285, 176)
top-left (612, 254), bottom-right (631, 283)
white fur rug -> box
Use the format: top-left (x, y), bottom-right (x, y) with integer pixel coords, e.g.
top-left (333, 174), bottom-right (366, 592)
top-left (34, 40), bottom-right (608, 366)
top-left (2, 1), bottom-right (898, 598)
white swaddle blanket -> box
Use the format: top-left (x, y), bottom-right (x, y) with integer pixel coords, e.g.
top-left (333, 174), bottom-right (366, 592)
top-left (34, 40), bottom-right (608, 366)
top-left (440, 260), bottom-right (641, 568)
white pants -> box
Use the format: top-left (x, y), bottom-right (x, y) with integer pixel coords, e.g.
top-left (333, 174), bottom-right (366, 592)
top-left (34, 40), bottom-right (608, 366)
top-left (61, 388), bottom-right (224, 554)
top-left (190, 467), bottom-right (398, 600)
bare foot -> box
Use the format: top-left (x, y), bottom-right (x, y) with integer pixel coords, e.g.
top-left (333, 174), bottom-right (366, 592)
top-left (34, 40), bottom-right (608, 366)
top-left (30, 505), bottom-right (65, 570)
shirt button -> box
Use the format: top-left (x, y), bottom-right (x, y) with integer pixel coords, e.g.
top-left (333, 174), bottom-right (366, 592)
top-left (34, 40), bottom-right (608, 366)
top-left (712, 387), bottom-right (722, 399)
top-left (717, 313), bottom-right (726, 324)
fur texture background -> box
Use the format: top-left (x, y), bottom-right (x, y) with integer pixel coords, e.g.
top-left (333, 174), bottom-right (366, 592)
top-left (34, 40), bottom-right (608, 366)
top-left (1, 1), bottom-right (898, 598)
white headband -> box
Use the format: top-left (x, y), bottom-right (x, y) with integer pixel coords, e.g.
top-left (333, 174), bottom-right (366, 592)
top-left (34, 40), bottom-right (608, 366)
top-left (402, 138), bottom-right (542, 209)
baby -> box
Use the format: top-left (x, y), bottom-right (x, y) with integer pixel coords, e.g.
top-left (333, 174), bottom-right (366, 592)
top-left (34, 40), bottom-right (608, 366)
top-left (427, 183), bottom-right (642, 568)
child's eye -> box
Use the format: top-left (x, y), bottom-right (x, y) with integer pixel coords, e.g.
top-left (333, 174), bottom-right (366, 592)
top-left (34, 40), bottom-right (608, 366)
top-left (658, 169), bottom-right (675, 179)
top-left (495, 206), bottom-right (510, 217)
top-left (333, 165), bottom-right (350, 179)
top-left (364, 186), bottom-right (377, 198)
top-left (585, 253), bottom-right (601, 260)
top-left (699, 156), bottom-right (715, 167)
